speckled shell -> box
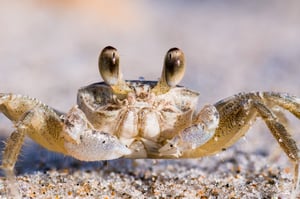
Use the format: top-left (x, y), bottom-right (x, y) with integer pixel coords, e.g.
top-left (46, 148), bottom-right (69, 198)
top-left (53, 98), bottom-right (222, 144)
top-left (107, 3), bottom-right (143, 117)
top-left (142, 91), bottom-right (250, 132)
top-left (77, 81), bottom-right (199, 157)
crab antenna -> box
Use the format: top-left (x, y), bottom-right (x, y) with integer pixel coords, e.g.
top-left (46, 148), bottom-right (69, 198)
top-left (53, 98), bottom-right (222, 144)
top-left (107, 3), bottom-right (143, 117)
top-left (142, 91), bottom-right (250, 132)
top-left (98, 46), bottom-right (131, 94)
top-left (153, 48), bottom-right (186, 94)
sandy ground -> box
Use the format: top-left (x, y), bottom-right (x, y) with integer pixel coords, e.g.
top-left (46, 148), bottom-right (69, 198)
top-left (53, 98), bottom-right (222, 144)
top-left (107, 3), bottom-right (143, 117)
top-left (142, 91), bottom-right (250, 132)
top-left (1, 1), bottom-right (300, 198)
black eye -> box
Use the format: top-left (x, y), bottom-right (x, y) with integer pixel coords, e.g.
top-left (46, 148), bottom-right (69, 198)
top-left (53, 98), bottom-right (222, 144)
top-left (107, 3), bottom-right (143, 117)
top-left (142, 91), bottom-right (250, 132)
top-left (164, 47), bottom-right (185, 87)
top-left (98, 46), bottom-right (120, 86)
top-left (170, 144), bottom-right (173, 148)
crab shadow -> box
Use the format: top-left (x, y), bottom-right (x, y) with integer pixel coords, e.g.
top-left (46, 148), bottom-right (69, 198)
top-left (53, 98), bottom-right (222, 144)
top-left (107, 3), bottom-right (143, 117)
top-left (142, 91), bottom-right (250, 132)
top-left (0, 134), bottom-right (240, 177)
top-left (0, 133), bottom-right (274, 183)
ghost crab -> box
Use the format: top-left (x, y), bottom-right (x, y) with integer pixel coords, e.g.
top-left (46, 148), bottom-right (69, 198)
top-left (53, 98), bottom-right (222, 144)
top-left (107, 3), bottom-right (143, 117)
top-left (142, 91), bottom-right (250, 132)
top-left (1, 46), bottom-right (300, 197)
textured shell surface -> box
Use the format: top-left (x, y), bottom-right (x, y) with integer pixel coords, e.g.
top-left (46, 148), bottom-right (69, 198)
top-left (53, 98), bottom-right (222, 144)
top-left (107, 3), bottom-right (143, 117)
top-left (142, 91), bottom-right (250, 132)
top-left (77, 80), bottom-right (200, 157)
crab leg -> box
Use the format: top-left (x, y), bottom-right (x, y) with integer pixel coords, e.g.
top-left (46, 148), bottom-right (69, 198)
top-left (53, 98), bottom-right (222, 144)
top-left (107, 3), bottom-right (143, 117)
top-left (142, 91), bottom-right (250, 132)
top-left (0, 93), bottom-right (68, 167)
top-left (0, 94), bottom-right (66, 198)
top-left (0, 93), bottom-right (132, 197)
top-left (1, 130), bottom-right (25, 173)
top-left (158, 91), bottom-right (300, 195)
top-left (1, 93), bottom-right (132, 163)
top-left (262, 92), bottom-right (300, 119)
top-left (254, 100), bottom-right (300, 195)
top-left (254, 100), bottom-right (299, 161)
top-left (186, 92), bottom-right (300, 197)
top-left (0, 94), bottom-right (44, 174)
top-left (1, 130), bottom-right (24, 199)
top-left (0, 93), bottom-right (41, 121)
top-left (0, 93), bottom-right (67, 154)
top-left (257, 92), bottom-right (300, 196)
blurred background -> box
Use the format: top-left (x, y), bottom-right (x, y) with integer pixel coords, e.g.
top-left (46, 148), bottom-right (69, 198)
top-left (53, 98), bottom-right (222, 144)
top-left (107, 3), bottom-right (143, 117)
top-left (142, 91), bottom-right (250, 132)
top-left (0, 0), bottom-right (300, 197)
top-left (1, 0), bottom-right (300, 108)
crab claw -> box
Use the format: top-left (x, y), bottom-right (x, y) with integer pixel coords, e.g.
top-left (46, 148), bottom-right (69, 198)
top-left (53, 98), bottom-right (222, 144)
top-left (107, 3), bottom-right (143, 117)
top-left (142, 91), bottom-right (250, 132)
top-left (64, 130), bottom-right (132, 161)
top-left (153, 47), bottom-right (186, 94)
top-left (98, 46), bottom-right (131, 94)
top-left (158, 123), bottom-right (217, 158)
top-left (159, 105), bottom-right (219, 158)
top-left (63, 106), bottom-right (132, 161)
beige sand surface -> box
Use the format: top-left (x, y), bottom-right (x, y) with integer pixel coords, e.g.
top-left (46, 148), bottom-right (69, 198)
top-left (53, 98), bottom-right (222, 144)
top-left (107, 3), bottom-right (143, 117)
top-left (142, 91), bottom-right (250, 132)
top-left (1, 1), bottom-right (300, 198)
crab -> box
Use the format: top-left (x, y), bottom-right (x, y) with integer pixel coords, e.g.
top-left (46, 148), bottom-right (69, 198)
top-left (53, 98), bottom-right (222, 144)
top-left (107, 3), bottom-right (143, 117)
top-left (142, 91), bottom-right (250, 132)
top-left (1, 46), bottom-right (300, 197)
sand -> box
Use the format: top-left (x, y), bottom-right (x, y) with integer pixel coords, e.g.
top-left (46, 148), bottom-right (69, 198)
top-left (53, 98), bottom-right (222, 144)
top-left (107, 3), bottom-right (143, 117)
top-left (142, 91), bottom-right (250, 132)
top-left (1, 1), bottom-right (300, 198)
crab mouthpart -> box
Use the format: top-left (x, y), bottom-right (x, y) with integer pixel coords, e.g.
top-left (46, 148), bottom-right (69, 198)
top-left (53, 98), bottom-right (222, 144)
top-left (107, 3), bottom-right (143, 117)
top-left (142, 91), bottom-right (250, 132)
top-left (158, 139), bottom-right (182, 158)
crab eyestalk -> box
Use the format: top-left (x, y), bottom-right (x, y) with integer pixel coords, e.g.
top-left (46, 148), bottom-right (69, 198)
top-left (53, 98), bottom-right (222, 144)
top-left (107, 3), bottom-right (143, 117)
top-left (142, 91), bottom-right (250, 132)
top-left (98, 46), bottom-right (131, 94)
top-left (153, 47), bottom-right (186, 95)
